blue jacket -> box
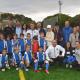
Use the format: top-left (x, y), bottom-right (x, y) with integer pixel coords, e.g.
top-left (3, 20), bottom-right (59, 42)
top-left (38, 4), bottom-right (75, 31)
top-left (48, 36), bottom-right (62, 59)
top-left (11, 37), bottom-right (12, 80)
top-left (12, 39), bottom-right (19, 52)
top-left (19, 39), bottom-right (25, 52)
top-left (1, 55), bottom-right (8, 64)
top-left (26, 39), bottom-right (32, 50)
top-left (26, 39), bottom-right (31, 46)
top-left (39, 37), bottom-right (46, 49)
top-left (7, 40), bottom-right (12, 53)
top-left (24, 51), bottom-right (32, 63)
top-left (0, 40), bottom-right (6, 52)
top-left (63, 26), bottom-right (72, 43)
top-left (13, 52), bottom-right (22, 63)
top-left (37, 52), bottom-right (45, 62)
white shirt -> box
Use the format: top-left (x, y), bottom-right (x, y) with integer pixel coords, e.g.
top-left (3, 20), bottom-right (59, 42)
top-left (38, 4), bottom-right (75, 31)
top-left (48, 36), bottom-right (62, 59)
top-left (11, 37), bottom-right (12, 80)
top-left (16, 27), bottom-right (22, 38)
top-left (45, 45), bottom-right (65, 60)
top-left (23, 30), bottom-right (27, 39)
top-left (45, 31), bottom-right (54, 46)
top-left (26, 29), bottom-right (40, 39)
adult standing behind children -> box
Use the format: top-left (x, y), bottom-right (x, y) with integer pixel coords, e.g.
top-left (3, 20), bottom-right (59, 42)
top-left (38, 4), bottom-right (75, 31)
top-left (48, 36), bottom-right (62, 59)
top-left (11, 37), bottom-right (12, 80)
top-left (26, 22), bottom-right (39, 40)
top-left (4, 19), bottom-right (15, 39)
top-left (45, 25), bottom-right (54, 47)
top-left (69, 26), bottom-right (79, 49)
top-left (63, 21), bottom-right (72, 45)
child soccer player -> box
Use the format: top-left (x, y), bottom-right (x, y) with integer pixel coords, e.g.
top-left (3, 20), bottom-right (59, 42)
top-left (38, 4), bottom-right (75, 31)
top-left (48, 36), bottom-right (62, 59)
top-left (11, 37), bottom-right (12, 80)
top-left (64, 42), bottom-right (76, 68)
top-left (36, 47), bottom-right (49, 74)
top-left (26, 33), bottom-right (32, 50)
top-left (24, 45), bottom-right (33, 71)
top-left (18, 33), bottom-right (25, 56)
top-left (32, 36), bottom-right (39, 59)
top-left (12, 46), bottom-right (23, 70)
top-left (24, 44), bottom-right (40, 72)
top-left (1, 48), bottom-right (10, 71)
top-left (6, 35), bottom-right (13, 65)
top-left (12, 34), bottom-right (19, 53)
top-left (39, 32), bottom-right (47, 52)
top-left (0, 33), bottom-right (7, 54)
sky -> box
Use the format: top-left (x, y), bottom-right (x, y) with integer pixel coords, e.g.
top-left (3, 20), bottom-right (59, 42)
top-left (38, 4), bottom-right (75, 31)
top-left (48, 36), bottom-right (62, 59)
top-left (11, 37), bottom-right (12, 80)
top-left (0, 0), bottom-right (80, 22)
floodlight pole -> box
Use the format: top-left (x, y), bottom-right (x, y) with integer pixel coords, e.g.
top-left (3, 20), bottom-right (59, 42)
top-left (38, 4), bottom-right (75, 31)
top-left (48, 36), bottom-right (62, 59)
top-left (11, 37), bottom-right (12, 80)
top-left (59, 0), bottom-right (62, 13)
top-left (58, 0), bottom-right (62, 27)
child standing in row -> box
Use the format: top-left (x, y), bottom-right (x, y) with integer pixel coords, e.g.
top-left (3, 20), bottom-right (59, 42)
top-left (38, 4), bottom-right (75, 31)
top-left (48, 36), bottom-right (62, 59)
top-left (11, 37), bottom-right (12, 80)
top-left (26, 33), bottom-right (32, 50)
top-left (24, 45), bottom-right (33, 71)
top-left (39, 32), bottom-right (47, 52)
top-left (0, 34), bottom-right (7, 54)
top-left (32, 36), bottom-right (39, 59)
top-left (6, 35), bottom-right (13, 65)
top-left (18, 33), bottom-right (25, 56)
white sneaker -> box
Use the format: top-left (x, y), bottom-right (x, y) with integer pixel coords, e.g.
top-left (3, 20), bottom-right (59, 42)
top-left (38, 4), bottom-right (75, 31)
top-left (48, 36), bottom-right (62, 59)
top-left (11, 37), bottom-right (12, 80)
top-left (66, 64), bottom-right (69, 68)
top-left (2, 69), bottom-right (5, 71)
top-left (70, 65), bottom-right (72, 68)
top-left (25, 68), bottom-right (29, 71)
top-left (39, 68), bottom-right (42, 70)
top-left (16, 68), bottom-right (19, 70)
top-left (7, 67), bottom-right (10, 69)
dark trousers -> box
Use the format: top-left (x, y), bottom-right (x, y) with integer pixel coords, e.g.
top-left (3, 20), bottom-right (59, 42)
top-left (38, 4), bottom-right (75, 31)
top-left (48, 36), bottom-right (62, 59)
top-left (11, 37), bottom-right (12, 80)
top-left (50, 56), bottom-right (64, 66)
top-left (38, 61), bottom-right (44, 68)
top-left (2, 62), bottom-right (6, 69)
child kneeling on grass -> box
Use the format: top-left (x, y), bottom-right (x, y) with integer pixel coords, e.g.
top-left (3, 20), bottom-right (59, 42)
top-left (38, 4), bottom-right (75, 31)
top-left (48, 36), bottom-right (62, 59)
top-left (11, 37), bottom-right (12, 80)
top-left (35, 47), bottom-right (49, 74)
top-left (23, 45), bottom-right (33, 71)
top-left (0, 48), bottom-right (10, 71)
top-left (24, 44), bottom-right (41, 72)
top-left (12, 46), bottom-right (24, 70)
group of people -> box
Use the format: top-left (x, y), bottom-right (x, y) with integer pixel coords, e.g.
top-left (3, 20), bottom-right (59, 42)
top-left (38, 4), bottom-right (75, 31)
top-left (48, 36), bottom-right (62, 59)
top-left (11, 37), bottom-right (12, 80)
top-left (0, 20), bottom-right (80, 74)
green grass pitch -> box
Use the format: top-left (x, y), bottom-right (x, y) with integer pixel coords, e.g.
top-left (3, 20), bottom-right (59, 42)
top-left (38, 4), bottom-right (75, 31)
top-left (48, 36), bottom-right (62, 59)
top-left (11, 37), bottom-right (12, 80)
top-left (0, 66), bottom-right (80, 80)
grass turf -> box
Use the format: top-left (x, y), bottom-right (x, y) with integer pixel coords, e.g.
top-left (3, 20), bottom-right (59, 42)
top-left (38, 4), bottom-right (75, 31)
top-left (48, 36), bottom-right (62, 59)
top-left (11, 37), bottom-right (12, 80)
top-left (0, 66), bottom-right (80, 80)
top-left (0, 68), bottom-right (19, 80)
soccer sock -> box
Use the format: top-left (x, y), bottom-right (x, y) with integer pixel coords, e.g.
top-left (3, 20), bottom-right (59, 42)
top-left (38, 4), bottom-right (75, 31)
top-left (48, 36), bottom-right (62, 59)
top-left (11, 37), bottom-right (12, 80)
top-left (34, 61), bottom-right (38, 70)
top-left (45, 63), bottom-right (49, 70)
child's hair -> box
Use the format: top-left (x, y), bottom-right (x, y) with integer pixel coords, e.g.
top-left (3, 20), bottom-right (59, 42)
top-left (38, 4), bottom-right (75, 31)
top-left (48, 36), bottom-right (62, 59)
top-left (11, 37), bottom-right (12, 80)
top-left (2, 48), bottom-right (7, 51)
top-left (13, 33), bottom-right (17, 37)
top-left (14, 46), bottom-right (19, 52)
top-left (65, 41), bottom-right (71, 49)
top-left (39, 46), bottom-right (42, 49)
top-left (27, 33), bottom-right (31, 36)
top-left (25, 44), bottom-right (30, 49)
top-left (2, 48), bottom-right (7, 54)
top-left (33, 36), bottom-right (38, 40)
top-left (27, 33), bottom-right (31, 38)
top-left (20, 33), bottom-right (24, 36)
top-left (7, 34), bottom-right (11, 40)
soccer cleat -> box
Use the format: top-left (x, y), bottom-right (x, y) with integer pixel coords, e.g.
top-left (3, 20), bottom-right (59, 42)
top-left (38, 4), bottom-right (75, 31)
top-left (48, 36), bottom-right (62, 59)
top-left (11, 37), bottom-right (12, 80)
top-left (66, 64), bottom-right (69, 68)
top-left (45, 70), bottom-right (49, 74)
top-left (7, 67), bottom-right (10, 69)
top-left (16, 68), bottom-right (19, 70)
top-left (34, 70), bottom-right (40, 72)
top-left (39, 68), bottom-right (42, 70)
top-left (2, 69), bottom-right (5, 72)
top-left (25, 68), bottom-right (29, 72)
top-left (70, 65), bottom-right (72, 69)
